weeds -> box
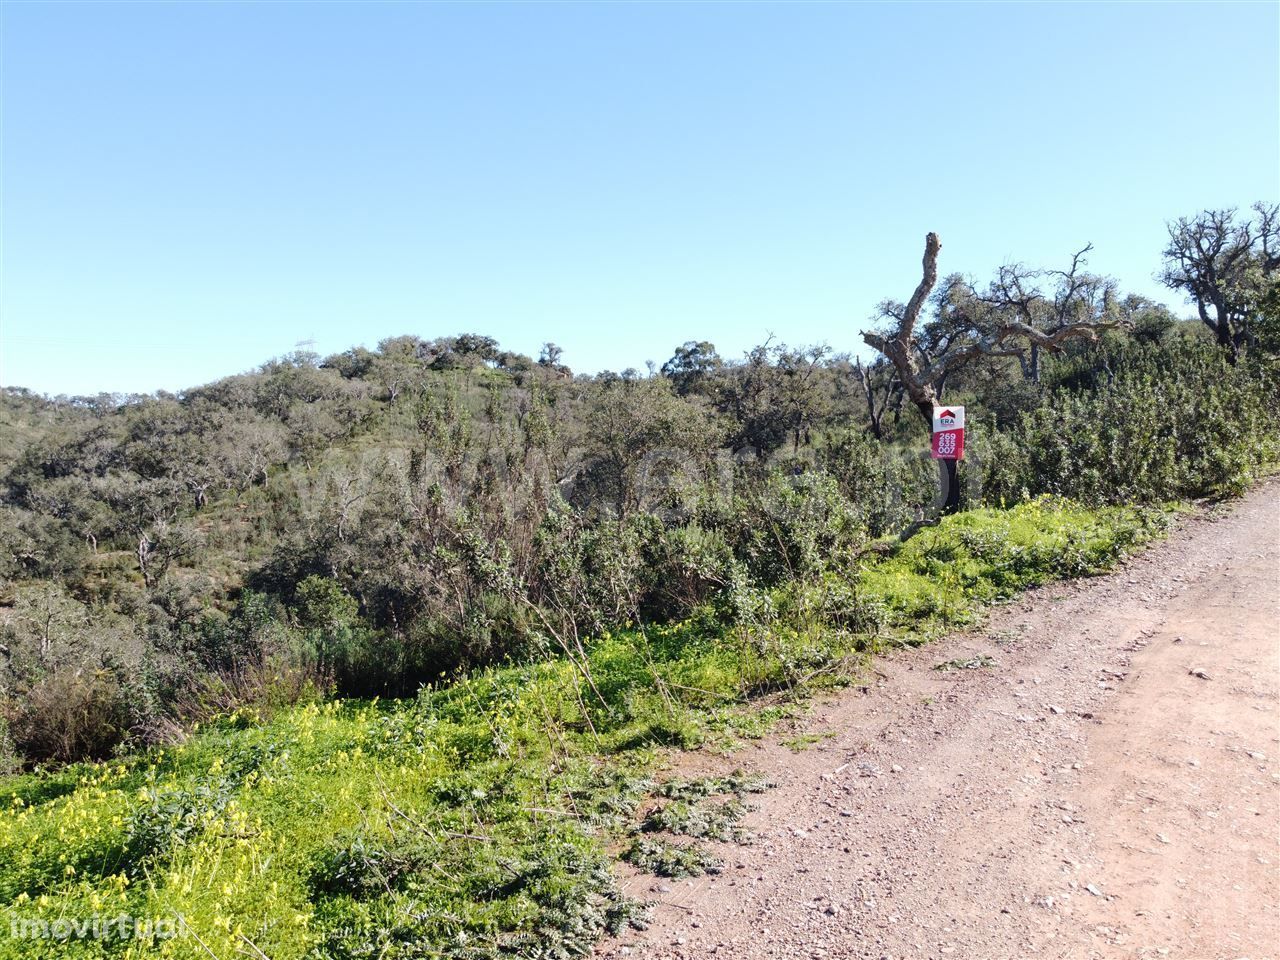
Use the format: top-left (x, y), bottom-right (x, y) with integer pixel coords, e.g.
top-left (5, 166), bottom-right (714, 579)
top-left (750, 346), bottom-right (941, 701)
top-left (640, 799), bottom-right (750, 842)
top-left (654, 771), bottom-right (773, 800)
top-left (934, 655), bottom-right (997, 672)
top-left (622, 838), bottom-right (722, 878)
top-left (781, 731), bottom-right (836, 751)
top-left (0, 498), bottom-right (1168, 958)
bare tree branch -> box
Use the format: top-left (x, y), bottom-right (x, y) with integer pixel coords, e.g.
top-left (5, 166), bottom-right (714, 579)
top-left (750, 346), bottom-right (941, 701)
top-left (1161, 204), bottom-right (1277, 360)
top-left (863, 232), bottom-right (1118, 422)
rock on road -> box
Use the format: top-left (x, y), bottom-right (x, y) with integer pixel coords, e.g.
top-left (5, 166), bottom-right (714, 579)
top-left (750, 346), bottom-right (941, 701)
top-left (599, 481), bottom-right (1280, 960)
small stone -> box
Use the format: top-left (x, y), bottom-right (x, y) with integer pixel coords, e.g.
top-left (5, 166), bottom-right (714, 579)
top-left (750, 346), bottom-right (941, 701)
top-left (1049, 706), bottom-right (1063, 715)
top-left (891, 764), bottom-right (903, 773)
top-left (1085, 883), bottom-right (1103, 897)
top-left (1189, 668), bottom-right (1211, 680)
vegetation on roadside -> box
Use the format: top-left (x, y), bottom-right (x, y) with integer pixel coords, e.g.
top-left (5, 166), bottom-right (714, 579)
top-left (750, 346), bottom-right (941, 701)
top-left (0, 202), bottom-right (1275, 957)
top-left (0, 500), bottom-right (1169, 958)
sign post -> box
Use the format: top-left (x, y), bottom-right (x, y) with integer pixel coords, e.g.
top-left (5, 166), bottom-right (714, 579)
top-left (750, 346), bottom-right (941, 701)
top-left (930, 406), bottom-right (965, 513)
top-left (930, 407), bottom-right (965, 460)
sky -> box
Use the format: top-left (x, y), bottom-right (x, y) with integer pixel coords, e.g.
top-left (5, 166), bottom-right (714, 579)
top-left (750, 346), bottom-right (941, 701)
top-left (1, 1), bottom-right (1277, 397)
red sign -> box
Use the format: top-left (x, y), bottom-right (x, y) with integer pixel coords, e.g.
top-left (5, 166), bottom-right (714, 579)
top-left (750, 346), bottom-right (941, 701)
top-left (931, 406), bottom-right (965, 460)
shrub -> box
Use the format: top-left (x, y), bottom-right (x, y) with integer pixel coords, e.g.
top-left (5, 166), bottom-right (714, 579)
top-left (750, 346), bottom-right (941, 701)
top-left (0, 719), bottom-right (18, 776)
top-left (721, 472), bottom-right (866, 587)
top-left (818, 430), bottom-right (936, 536)
top-left (3, 669), bottom-right (130, 763)
top-left (641, 524), bottom-right (739, 622)
top-left (982, 341), bottom-right (1278, 505)
top-left (169, 659), bottom-right (328, 726)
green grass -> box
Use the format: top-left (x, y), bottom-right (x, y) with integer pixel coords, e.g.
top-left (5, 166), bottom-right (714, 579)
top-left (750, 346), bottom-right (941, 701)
top-left (0, 497), bottom-right (1170, 959)
top-left (861, 497), bottom-right (1171, 631)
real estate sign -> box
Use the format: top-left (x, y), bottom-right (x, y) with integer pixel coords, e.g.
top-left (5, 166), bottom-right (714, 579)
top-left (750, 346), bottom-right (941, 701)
top-left (931, 406), bottom-right (965, 460)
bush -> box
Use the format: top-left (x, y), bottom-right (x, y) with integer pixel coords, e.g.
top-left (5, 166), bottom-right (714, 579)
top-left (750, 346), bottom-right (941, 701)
top-left (982, 341), bottom-right (1277, 505)
top-left (641, 524), bottom-right (739, 622)
top-left (818, 430), bottom-right (936, 536)
top-left (3, 670), bottom-right (131, 763)
top-left (0, 719), bottom-right (19, 776)
top-left (721, 472), bottom-right (866, 587)
top-left (168, 660), bottom-right (328, 726)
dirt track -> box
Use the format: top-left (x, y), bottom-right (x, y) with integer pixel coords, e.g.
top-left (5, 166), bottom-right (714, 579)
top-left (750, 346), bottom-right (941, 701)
top-left (599, 482), bottom-right (1280, 960)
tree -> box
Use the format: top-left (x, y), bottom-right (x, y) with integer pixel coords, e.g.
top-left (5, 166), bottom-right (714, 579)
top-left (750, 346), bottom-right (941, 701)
top-left (537, 343), bottom-right (571, 378)
top-left (578, 377), bottom-right (720, 518)
top-left (967, 249), bottom-right (1118, 383)
top-left (538, 343), bottom-right (564, 367)
top-left (865, 233), bottom-right (1120, 426)
top-left (320, 347), bottom-right (376, 380)
top-left (1117, 295), bottom-right (1179, 345)
top-left (864, 233), bottom-right (1118, 510)
top-left (452, 334), bottom-right (501, 364)
top-left (714, 340), bottom-right (831, 455)
top-left (217, 415), bottom-right (288, 490)
top-left (661, 341), bottom-right (723, 396)
top-left (774, 344), bottom-right (831, 451)
top-left (853, 357), bottom-right (899, 440)
top-left (367, 351), bottom-right (422, 403)
top-left (1160, 203), bottom-right (1280, 361)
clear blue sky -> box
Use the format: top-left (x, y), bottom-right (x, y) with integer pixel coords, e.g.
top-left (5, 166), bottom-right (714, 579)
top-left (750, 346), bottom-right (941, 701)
top-left (2, 1), bottom-right (1277, 396)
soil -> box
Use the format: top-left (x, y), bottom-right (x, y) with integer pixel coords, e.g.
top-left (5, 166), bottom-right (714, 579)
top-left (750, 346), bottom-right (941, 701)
top-left (598, 481), bottom-right (1280, 960)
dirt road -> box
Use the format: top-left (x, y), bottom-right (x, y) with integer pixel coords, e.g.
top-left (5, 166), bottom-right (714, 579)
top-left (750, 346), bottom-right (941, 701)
top-left (600, 483), bottom-right (1280, 960)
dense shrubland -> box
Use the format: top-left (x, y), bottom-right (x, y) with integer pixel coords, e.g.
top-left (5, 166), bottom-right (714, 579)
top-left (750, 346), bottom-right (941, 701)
top-left (2, 223), bottom-right (1277, 771)
top-left (0, 500), bottom-right (1169, 959)
top-left (0, 206), bottom-right (1276, 956)
top-left (981, 338), bottom-right (1276, 504)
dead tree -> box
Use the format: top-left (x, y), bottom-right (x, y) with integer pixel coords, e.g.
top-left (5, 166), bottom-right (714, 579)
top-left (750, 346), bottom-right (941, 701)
top-left (982, 245), bottom-right (1119, 383)
top-left (1160, 203), bottom-right (1280, 361)
top-left (853, 358), bottom-right (898, 440)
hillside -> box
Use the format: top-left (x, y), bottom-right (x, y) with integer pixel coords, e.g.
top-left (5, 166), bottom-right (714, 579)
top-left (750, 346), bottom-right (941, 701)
top-left (0, 236), bottom-right (1277, 957)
